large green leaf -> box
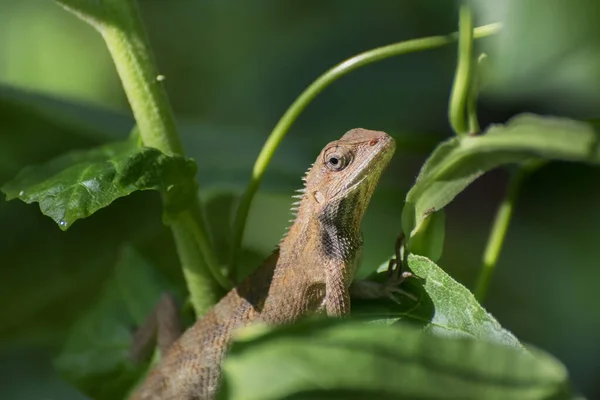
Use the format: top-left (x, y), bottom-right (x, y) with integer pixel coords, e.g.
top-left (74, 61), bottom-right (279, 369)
top-left (402, 114), bottom-right (600, 236)
top-left (353, 254), bottom-right (520, 347)
top-left (53, 246), bottom-right (166, 400)
top-left (1, 136), bottom-right (197, 230)
top-left (220, 319), bottom-right (570, 400)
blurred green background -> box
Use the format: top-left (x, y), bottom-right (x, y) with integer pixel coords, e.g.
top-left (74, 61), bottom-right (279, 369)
top-left (1, 0), bottom-right (599, 398)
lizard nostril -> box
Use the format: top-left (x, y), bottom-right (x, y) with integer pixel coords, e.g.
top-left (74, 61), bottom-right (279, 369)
top-left (368, 139), bottom-right (379, 146)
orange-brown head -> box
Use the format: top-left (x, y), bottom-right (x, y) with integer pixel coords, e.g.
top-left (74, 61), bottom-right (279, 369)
top-left (304, 128), bottom-right (395, 207)
top-left (287, 128), bottom-right (395, 261)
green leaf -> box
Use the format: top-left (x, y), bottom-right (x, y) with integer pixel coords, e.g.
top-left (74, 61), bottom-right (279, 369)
top-left (53, 246), bottom-right (165, 400)
top-left (403, 114), bottom-right (600, 235)
top-left (220, 319), bottom-right (570, 400)
top-left (353, 254), bottom-right (521, 348)
top-left (2, 137), bottom-right (197, 230)
top-left (407, 254), bottom-right (521, 345)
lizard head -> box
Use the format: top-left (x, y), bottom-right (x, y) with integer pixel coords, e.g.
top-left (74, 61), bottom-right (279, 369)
top-left (303, 128), bottom-right (396, 208)
top-left (284, 128), bottom-right (395, 259)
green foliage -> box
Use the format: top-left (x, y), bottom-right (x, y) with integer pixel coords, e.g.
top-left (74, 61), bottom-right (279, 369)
top-left (3, 1), bottom-right (600, 399)
top-left (220, 318), bottom-right (569, 400)
top-left (53, 246), bottom-right (166, 400)
top-left (353, 255), bottom-right (520, 347)
top-left (2, 136), bottom-right (197, 230)
top-left (403, 114), bottom-right (600, 253)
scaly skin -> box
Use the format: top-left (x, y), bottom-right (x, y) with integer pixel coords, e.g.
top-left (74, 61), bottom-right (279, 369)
top-left (131, 128), bottom-right (396, 399)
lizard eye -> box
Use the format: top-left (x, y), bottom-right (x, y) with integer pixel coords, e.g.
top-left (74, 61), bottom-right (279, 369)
top-left (324, 148), bottom-right (352, 171)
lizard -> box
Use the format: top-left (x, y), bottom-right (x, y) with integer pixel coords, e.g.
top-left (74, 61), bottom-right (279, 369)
top-left (130, 127), bottom-right (397, 400)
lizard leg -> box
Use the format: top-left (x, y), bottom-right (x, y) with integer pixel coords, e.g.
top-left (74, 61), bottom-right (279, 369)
top-left (350, 276), bottom-right (416, 302)
top-left (350, 233), bottom-right (418, 302)
top-left (325, 260), bottom-right (352, 317)
top-left (129, 293), bottom-right (183, 363)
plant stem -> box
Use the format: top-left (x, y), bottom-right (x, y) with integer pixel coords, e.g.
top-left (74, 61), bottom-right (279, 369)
top-left (99, 0), bottom-right (183, 156)
top-left (55, 0), bottom-right (226, 315)
top-left (449, 4), bottom-right (474, 137)
top-left (54, 0), bottom-right (103, 27)
top-left (229, 22), bottom-right (502, 270)
top-left (474, 161), bottom-right (542, 302)
top-left (171, 210), bottom-right (224, 312)
top-left (466, 53), bottom-right (488, 135)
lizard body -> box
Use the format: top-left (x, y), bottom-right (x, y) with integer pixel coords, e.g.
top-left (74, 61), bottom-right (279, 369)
top-left (131, 128), bottom-right (396, 399)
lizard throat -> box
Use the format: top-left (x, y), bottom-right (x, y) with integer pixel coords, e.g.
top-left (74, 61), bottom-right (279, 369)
top-left (317, 190), bottom-right (364, 262)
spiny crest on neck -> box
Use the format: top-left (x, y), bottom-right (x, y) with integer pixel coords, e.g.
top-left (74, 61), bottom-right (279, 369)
top-left (279, 162), bottom-right (312, 244)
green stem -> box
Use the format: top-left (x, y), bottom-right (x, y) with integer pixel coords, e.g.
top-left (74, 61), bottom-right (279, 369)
top-left (55, 0), bottom-right (227, 315)
top-left (449, 4), bottom-right (474, 137)
top-left (99, 0), bottom-right (183, 156)
top-left (54, 0), bottom-right (103, 27)
top-left (171, 210), bottom-right (224, 312)
top-left (474, 161), bottom-right (542, 302)
top-left (466, 53), bottom-right (488, 135)
top-left (229, 22), bottom-right (501, 270)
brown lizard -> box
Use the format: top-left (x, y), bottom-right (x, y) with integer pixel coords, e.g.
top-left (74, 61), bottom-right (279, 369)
top-left (130, 128), bottom-right (396, 399)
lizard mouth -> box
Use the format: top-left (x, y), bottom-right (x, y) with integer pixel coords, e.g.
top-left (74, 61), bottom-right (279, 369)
top-left (341, 135), bottom-right (395, 194)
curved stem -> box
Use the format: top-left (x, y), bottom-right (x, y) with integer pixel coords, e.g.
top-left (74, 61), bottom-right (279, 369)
top-left (474, 161), bottom-right (543, 302)
top-left (449, 4), bottom-right (474, 137)
top-left (229, 22), bottom-right (502, 269)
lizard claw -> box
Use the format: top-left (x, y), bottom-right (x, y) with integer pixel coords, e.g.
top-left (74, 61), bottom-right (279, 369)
top-left (384, 285), bottom-right (417, 303)
top-left (378, 268), bottom-right (418, 303)
top-left (350, 270), bottom-right (417, 303)
top-left (380, 232), bottom-right (422, 302)
top-left (350, 232), bottom-right (420, 303)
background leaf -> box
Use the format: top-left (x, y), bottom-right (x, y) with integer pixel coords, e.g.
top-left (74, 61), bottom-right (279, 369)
top-left (53, 246), bottom-right (167, 400)
top-left (220, 319), bottom-right (570, 400)
top-left (403, 114), bottom-right (600, 235)
top-left (2, 137), bottom-right (197, 230)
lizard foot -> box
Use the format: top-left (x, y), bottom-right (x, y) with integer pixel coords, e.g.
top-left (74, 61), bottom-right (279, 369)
top-left (351, 233), bottom-right (421, 303)
top-left (381, 257), bottom-right (419, 303)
